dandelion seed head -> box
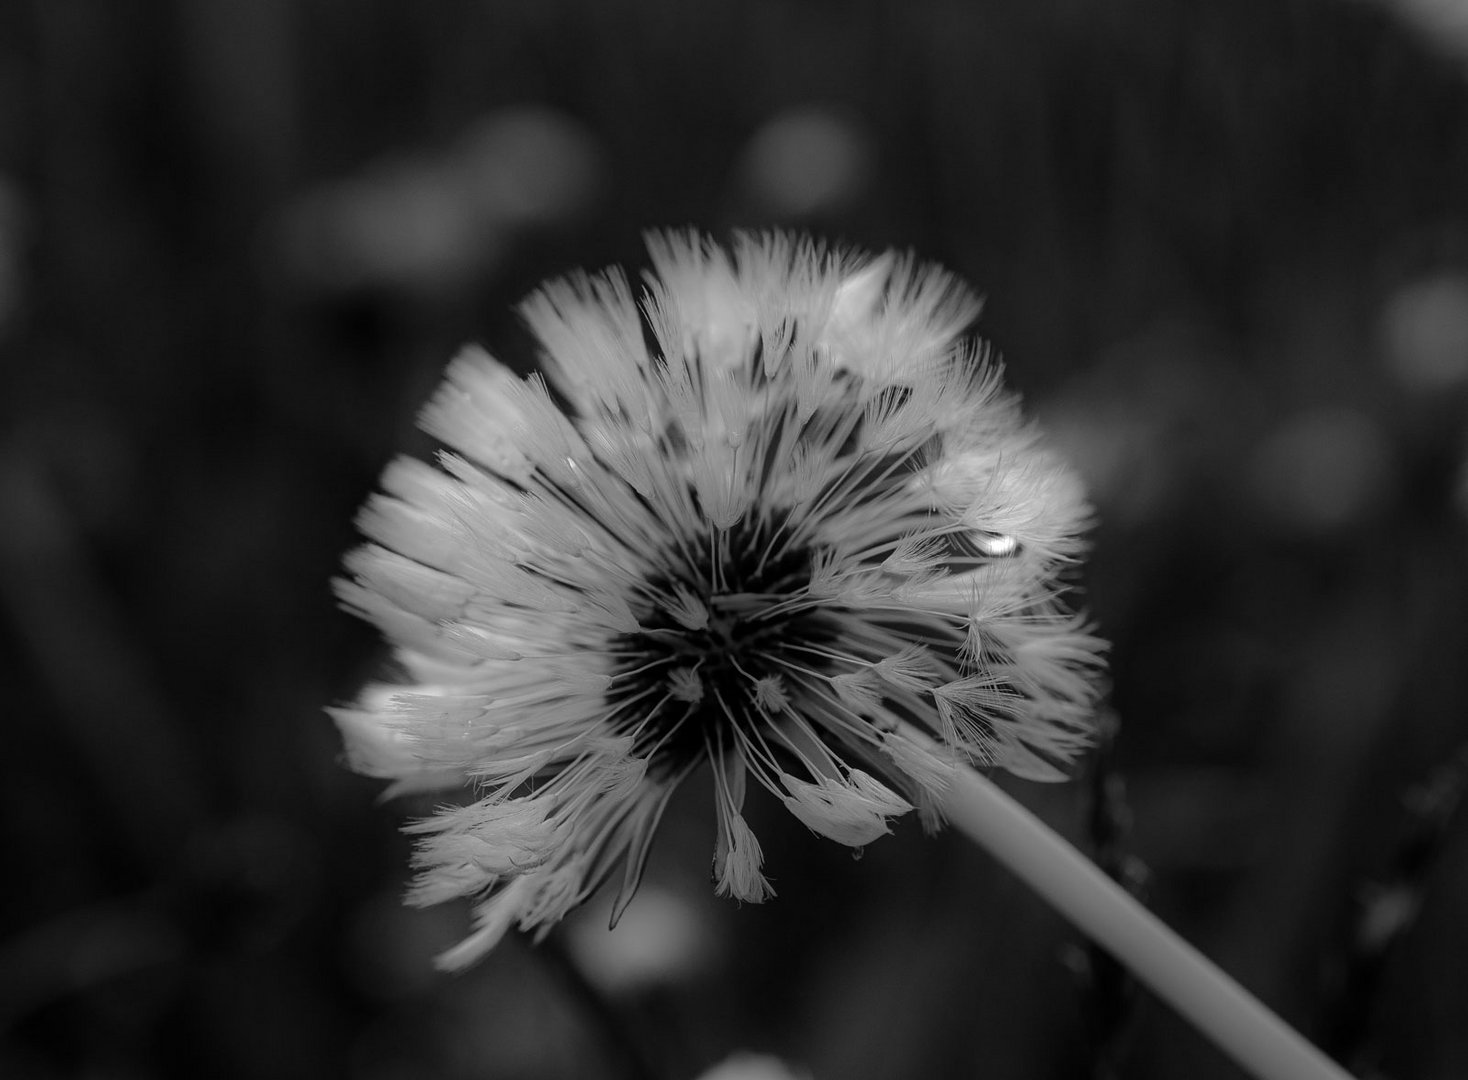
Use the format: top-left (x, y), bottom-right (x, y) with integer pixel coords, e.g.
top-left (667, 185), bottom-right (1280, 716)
top-left (333, 231), bottom-right (1106, 967)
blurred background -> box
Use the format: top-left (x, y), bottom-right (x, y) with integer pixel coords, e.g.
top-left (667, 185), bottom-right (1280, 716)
top-left (4, 0), bottom-right (1468, 1077)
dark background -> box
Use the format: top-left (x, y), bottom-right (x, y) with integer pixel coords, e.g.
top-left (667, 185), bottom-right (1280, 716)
top-left (3, 1), bottom-right (1468, 1078)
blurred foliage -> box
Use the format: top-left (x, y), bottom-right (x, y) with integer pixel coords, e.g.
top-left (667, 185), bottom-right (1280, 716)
top-left (3, 0), bottom-right (1468, 1078)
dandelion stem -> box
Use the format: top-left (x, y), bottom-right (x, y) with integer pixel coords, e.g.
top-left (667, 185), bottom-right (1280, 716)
top-left (941, 766), bottom-right (1351, 1080)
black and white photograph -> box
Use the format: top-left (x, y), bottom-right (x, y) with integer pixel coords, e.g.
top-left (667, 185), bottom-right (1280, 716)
top-left (3, 2), bottom-right (1468, 1078)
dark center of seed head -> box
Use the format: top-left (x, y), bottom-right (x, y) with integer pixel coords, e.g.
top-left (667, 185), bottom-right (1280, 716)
top-left (608, 514), bottom-right (833, 772)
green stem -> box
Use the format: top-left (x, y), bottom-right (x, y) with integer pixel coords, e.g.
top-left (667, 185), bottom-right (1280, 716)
top-left (940, 766), bottom-right (1351, 1080)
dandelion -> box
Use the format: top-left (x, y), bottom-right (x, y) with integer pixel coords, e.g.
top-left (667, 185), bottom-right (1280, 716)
top-left (333, 230), bottom-right (1102, 966)
top-left (332, 231), bottom-right (1348, 1080)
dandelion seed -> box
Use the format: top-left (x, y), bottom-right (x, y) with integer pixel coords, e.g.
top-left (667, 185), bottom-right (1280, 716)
top-left (333, 230), bottom-right (1105, 968)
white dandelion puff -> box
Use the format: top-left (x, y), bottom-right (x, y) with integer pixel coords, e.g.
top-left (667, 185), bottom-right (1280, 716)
top-left (332, 230), bottom-right (1107, 969)
top-left (777, 770), bottom-right (911, 847)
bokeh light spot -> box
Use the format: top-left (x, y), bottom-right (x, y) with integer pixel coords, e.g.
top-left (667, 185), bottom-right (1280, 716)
top-left (738, 107), bottom-right (872, 218)
top-left (1379, 272), bottom-right (1468, 391)
top-left (564, 883), bottom-right (717, 993)
top-left (1248, 406), bottom-right (1395, 533)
